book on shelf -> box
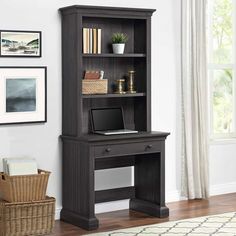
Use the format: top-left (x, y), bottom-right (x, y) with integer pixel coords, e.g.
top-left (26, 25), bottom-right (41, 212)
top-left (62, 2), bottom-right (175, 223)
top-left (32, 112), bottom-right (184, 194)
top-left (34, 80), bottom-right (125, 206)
top-left (93, 28), bottom-right (97, 54)
top-left (97, 29), bottom-right (101, 54)
top-left (82, 28), bottom-right (101, 54)
top-left (83, 28), bottom-right (88, 54)
top-left (89, 28), bottom-right (92, 54)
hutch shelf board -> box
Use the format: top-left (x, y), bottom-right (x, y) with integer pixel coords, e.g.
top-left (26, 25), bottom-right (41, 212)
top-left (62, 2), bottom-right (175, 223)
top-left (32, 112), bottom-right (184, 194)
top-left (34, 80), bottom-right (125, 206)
top-left (60, 5), bottom-right (169, 231)
top-left (82, 53), bottom-right (146, 58)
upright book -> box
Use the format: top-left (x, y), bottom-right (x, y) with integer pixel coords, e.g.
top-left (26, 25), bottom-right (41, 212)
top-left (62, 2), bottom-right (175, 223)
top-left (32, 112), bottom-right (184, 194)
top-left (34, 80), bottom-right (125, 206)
top-left (83, 28), bottom-right (88, 53)
top-left (89, 28), bottom-right (93, 54)
top-left (97, 28), bottom-right (101, 54)
top-left (93, 28), bottom-right (97, 54)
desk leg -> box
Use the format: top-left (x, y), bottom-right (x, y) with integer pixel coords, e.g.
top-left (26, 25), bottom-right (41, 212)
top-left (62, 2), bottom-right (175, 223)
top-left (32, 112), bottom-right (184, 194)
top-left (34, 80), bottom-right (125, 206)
top-left (60, 141), bottom-right (99, 230)
top-left (130, 142), bottom-right (169, 218)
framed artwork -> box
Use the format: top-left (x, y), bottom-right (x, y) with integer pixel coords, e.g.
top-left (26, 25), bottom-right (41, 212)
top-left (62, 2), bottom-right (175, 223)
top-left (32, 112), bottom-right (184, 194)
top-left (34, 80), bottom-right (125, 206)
top-left (0, 67), bottom-right (47, 125)
top-left (0, 30), bottom-right (41, 57)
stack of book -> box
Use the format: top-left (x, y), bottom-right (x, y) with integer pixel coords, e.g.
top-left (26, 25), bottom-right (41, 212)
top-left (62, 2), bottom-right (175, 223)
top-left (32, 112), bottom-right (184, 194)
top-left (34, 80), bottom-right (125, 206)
top-left (83, 28), bottom-right (102, 54)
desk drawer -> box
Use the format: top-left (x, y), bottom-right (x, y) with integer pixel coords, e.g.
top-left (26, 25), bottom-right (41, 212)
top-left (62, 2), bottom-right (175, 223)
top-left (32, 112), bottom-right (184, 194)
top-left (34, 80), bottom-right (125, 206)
top-left (94, 141), bottom-right (161, 158)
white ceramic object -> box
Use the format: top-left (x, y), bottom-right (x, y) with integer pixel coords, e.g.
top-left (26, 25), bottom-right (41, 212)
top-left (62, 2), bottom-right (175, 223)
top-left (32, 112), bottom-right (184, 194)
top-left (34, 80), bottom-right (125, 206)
top-left (112, 43), bottom-right (125, 54)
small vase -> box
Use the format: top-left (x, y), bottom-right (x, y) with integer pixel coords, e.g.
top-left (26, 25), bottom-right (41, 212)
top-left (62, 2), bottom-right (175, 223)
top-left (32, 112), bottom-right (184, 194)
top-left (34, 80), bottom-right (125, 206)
top-left (112, 43), bottom-right (125, 54)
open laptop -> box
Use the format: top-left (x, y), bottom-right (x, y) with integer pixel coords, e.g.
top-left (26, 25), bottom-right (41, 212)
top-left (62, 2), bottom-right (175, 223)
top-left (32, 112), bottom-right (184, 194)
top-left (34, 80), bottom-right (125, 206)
top-left (90, 107), bottom-right (138, 135)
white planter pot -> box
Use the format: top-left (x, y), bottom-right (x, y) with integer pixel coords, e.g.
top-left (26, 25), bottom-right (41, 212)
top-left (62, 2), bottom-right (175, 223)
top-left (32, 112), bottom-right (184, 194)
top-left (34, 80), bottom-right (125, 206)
top-left (112, 43), bottom-right (125, 54)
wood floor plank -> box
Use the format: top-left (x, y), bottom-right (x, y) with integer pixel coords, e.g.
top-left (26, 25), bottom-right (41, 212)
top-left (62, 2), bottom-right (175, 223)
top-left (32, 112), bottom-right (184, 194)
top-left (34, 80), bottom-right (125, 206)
top-left (49, 193), bottom-right (236, 235)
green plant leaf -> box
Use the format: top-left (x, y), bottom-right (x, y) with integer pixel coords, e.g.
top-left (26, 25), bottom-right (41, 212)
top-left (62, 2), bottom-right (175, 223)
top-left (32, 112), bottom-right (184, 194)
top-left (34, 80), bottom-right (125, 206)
top-left (111, 33), bottom-right (128, 43)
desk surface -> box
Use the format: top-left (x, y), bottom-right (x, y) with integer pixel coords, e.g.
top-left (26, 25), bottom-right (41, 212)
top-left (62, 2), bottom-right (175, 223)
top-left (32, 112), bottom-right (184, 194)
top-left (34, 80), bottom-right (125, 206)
top-left (61, 131), bottom-right (170, 142)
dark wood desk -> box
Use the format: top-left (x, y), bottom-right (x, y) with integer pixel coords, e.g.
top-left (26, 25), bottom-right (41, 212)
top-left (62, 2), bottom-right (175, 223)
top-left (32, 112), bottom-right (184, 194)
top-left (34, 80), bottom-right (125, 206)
top-left (60, 131), bottom-right (170, 230)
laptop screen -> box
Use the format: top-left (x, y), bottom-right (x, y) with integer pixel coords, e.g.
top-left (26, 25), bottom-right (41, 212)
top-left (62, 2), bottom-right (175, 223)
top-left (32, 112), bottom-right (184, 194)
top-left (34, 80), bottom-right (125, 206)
top-left (91, 108), bottom-right (124, 131)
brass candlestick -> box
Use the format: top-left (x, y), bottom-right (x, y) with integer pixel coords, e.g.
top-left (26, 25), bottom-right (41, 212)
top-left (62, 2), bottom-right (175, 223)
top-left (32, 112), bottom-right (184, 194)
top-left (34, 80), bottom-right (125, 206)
top-left (127, 70), bottom-right (136, 93)
top-left (115, 79), bottom-right (126, 94)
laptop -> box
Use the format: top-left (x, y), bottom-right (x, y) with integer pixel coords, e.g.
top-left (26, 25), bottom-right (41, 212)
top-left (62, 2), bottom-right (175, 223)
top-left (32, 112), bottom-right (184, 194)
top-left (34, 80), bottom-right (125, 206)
top-left (90, 107), bottom-right (138, 135)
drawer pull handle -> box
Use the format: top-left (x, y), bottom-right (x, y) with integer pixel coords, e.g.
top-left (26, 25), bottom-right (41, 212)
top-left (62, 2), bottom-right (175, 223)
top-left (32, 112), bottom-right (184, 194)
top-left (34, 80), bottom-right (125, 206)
top-left (146, 144), bottom-right (153, 149)
top-left (105, 148), bottom-right (111, 152)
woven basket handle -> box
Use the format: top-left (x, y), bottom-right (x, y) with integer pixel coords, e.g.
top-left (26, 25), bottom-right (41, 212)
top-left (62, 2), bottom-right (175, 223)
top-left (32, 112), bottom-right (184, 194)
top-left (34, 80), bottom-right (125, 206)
top-left (0, 173), bottom-right (6, 180)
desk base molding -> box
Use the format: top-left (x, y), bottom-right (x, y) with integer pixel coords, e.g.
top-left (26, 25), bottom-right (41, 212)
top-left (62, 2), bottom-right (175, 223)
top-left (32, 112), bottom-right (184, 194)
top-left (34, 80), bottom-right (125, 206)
top-left (60, 209), bottom-right (99, 230)
top-left (130, 198), bottom-right (169, 218)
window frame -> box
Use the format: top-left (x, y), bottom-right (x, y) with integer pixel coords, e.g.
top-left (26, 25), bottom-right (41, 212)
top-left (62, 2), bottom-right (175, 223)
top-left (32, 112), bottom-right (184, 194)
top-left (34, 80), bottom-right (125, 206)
top-left (208, 0), bottom-right (236, 140)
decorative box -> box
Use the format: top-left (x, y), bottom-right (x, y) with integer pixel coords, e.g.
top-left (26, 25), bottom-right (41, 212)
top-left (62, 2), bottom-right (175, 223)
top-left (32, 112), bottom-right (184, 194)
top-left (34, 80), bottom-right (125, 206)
top-left (82, 79), bottom-right (108, 94)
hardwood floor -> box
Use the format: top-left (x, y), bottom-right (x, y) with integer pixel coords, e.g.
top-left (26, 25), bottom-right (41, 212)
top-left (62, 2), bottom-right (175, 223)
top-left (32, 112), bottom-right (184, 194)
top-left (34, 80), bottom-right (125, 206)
top-left (50, 193), bottom-right (236, 235)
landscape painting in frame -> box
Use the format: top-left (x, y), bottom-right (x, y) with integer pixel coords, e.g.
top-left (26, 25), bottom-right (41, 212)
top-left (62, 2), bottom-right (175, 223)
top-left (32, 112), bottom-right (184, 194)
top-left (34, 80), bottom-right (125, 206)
top-left (0, 67), bottom-right (47, 125)
top-left (0, 31), bottom-right (41, 57)
top-left (6, 78), bottom-right (36, 113)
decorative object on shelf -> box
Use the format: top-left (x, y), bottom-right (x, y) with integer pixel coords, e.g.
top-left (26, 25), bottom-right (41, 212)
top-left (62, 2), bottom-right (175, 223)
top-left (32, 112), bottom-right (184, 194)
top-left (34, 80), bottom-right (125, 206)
top-left (0, 30), bottom-right (41, 57)
top-left (127, 70), bottom-right (136, 93)
top-left (82, 79), bottom-right (108, 94)
top-left (84, 70), bottom-right (100, 80)
top-left (111, 33), bottom-right (128, 54)
top-left (0, 67), bottom-right (47, 125)
top-left (84, 70), bottom-right (105, 80)
top-left (100, 70), bottom-right (104, 79)
top-left (83, 28), bottom-right (101, 54)
top-left (115, 79), bottom-right (126, 94)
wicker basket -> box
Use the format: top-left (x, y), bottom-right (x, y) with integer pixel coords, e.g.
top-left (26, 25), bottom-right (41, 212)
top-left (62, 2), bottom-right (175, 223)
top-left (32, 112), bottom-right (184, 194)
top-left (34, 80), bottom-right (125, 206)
top-left (82, 79), bottom-right (108, 94)
top-left (0, 197), bottom-right (55, 236)
top-left (0, 169), bottom-right (50, 203)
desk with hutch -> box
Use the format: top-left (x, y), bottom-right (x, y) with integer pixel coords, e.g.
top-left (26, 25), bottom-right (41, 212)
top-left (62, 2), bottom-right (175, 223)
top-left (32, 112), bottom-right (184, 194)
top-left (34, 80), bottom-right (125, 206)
top-left (59, 5), bottom-right (170, 230)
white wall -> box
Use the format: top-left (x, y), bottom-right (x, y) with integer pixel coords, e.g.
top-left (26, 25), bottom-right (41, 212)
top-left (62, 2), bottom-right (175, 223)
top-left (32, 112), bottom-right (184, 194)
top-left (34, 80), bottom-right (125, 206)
top-left (0, 0), bottom-right (235, 219)
top-left (210, 142), bottom-right (236, 195)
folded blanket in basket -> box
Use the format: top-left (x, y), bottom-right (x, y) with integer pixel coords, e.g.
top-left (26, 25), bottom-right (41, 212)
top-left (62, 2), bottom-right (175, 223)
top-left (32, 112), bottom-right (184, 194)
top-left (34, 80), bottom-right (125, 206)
top-left (2, 157), bottom-right (38, 176)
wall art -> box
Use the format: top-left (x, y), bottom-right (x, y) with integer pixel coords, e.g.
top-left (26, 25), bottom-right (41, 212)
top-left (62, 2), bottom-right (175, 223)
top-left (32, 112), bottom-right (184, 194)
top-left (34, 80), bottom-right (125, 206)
top-left (0, 67), bottom-right (47, 124)
top-left (0, 30), bottom-right (41, 57)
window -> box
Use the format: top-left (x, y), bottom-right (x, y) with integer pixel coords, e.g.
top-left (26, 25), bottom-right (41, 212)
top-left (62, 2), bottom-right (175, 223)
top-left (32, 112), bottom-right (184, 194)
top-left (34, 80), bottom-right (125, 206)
top-left (208, 0), bottom-right (236, 139)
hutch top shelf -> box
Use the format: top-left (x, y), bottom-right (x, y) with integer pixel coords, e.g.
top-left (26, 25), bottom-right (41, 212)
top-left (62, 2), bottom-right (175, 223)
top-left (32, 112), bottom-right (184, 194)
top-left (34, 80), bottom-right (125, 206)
top-left (59, 5), bottom-right (155, 17)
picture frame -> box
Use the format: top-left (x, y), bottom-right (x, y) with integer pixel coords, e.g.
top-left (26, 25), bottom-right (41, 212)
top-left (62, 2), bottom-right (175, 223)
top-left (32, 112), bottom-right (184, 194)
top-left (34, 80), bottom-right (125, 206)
top-left (0, 67), bottom-right (47, 125)
top-left (0, 30), bottom-right (42, 57)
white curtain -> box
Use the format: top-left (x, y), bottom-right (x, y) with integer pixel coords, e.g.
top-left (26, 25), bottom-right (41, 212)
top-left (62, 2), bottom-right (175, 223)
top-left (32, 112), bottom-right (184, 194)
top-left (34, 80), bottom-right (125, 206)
top-left (181, 0), bottom-right (209, 199)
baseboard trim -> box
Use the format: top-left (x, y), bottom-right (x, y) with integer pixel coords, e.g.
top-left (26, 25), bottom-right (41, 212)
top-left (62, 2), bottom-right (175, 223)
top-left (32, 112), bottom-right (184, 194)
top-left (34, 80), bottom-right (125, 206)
top-left (95, 199), bottom-right (130, 214)
top-left (55, 207), bottom-right (61, 220)
top-left (210, 182), bottom-right (236, 196)
top-left (166, 190), bottom-right (181, 203)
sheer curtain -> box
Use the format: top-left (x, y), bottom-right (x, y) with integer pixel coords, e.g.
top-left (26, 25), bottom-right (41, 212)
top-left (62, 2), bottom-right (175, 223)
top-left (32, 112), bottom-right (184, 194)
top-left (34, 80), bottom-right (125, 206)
top-left (181, 0), bottom-right (209, 199)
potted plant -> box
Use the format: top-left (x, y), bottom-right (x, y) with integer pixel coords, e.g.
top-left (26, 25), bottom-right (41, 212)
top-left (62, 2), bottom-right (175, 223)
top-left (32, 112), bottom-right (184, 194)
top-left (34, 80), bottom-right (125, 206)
top-left (111, 33), bottom-right (128, 54)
